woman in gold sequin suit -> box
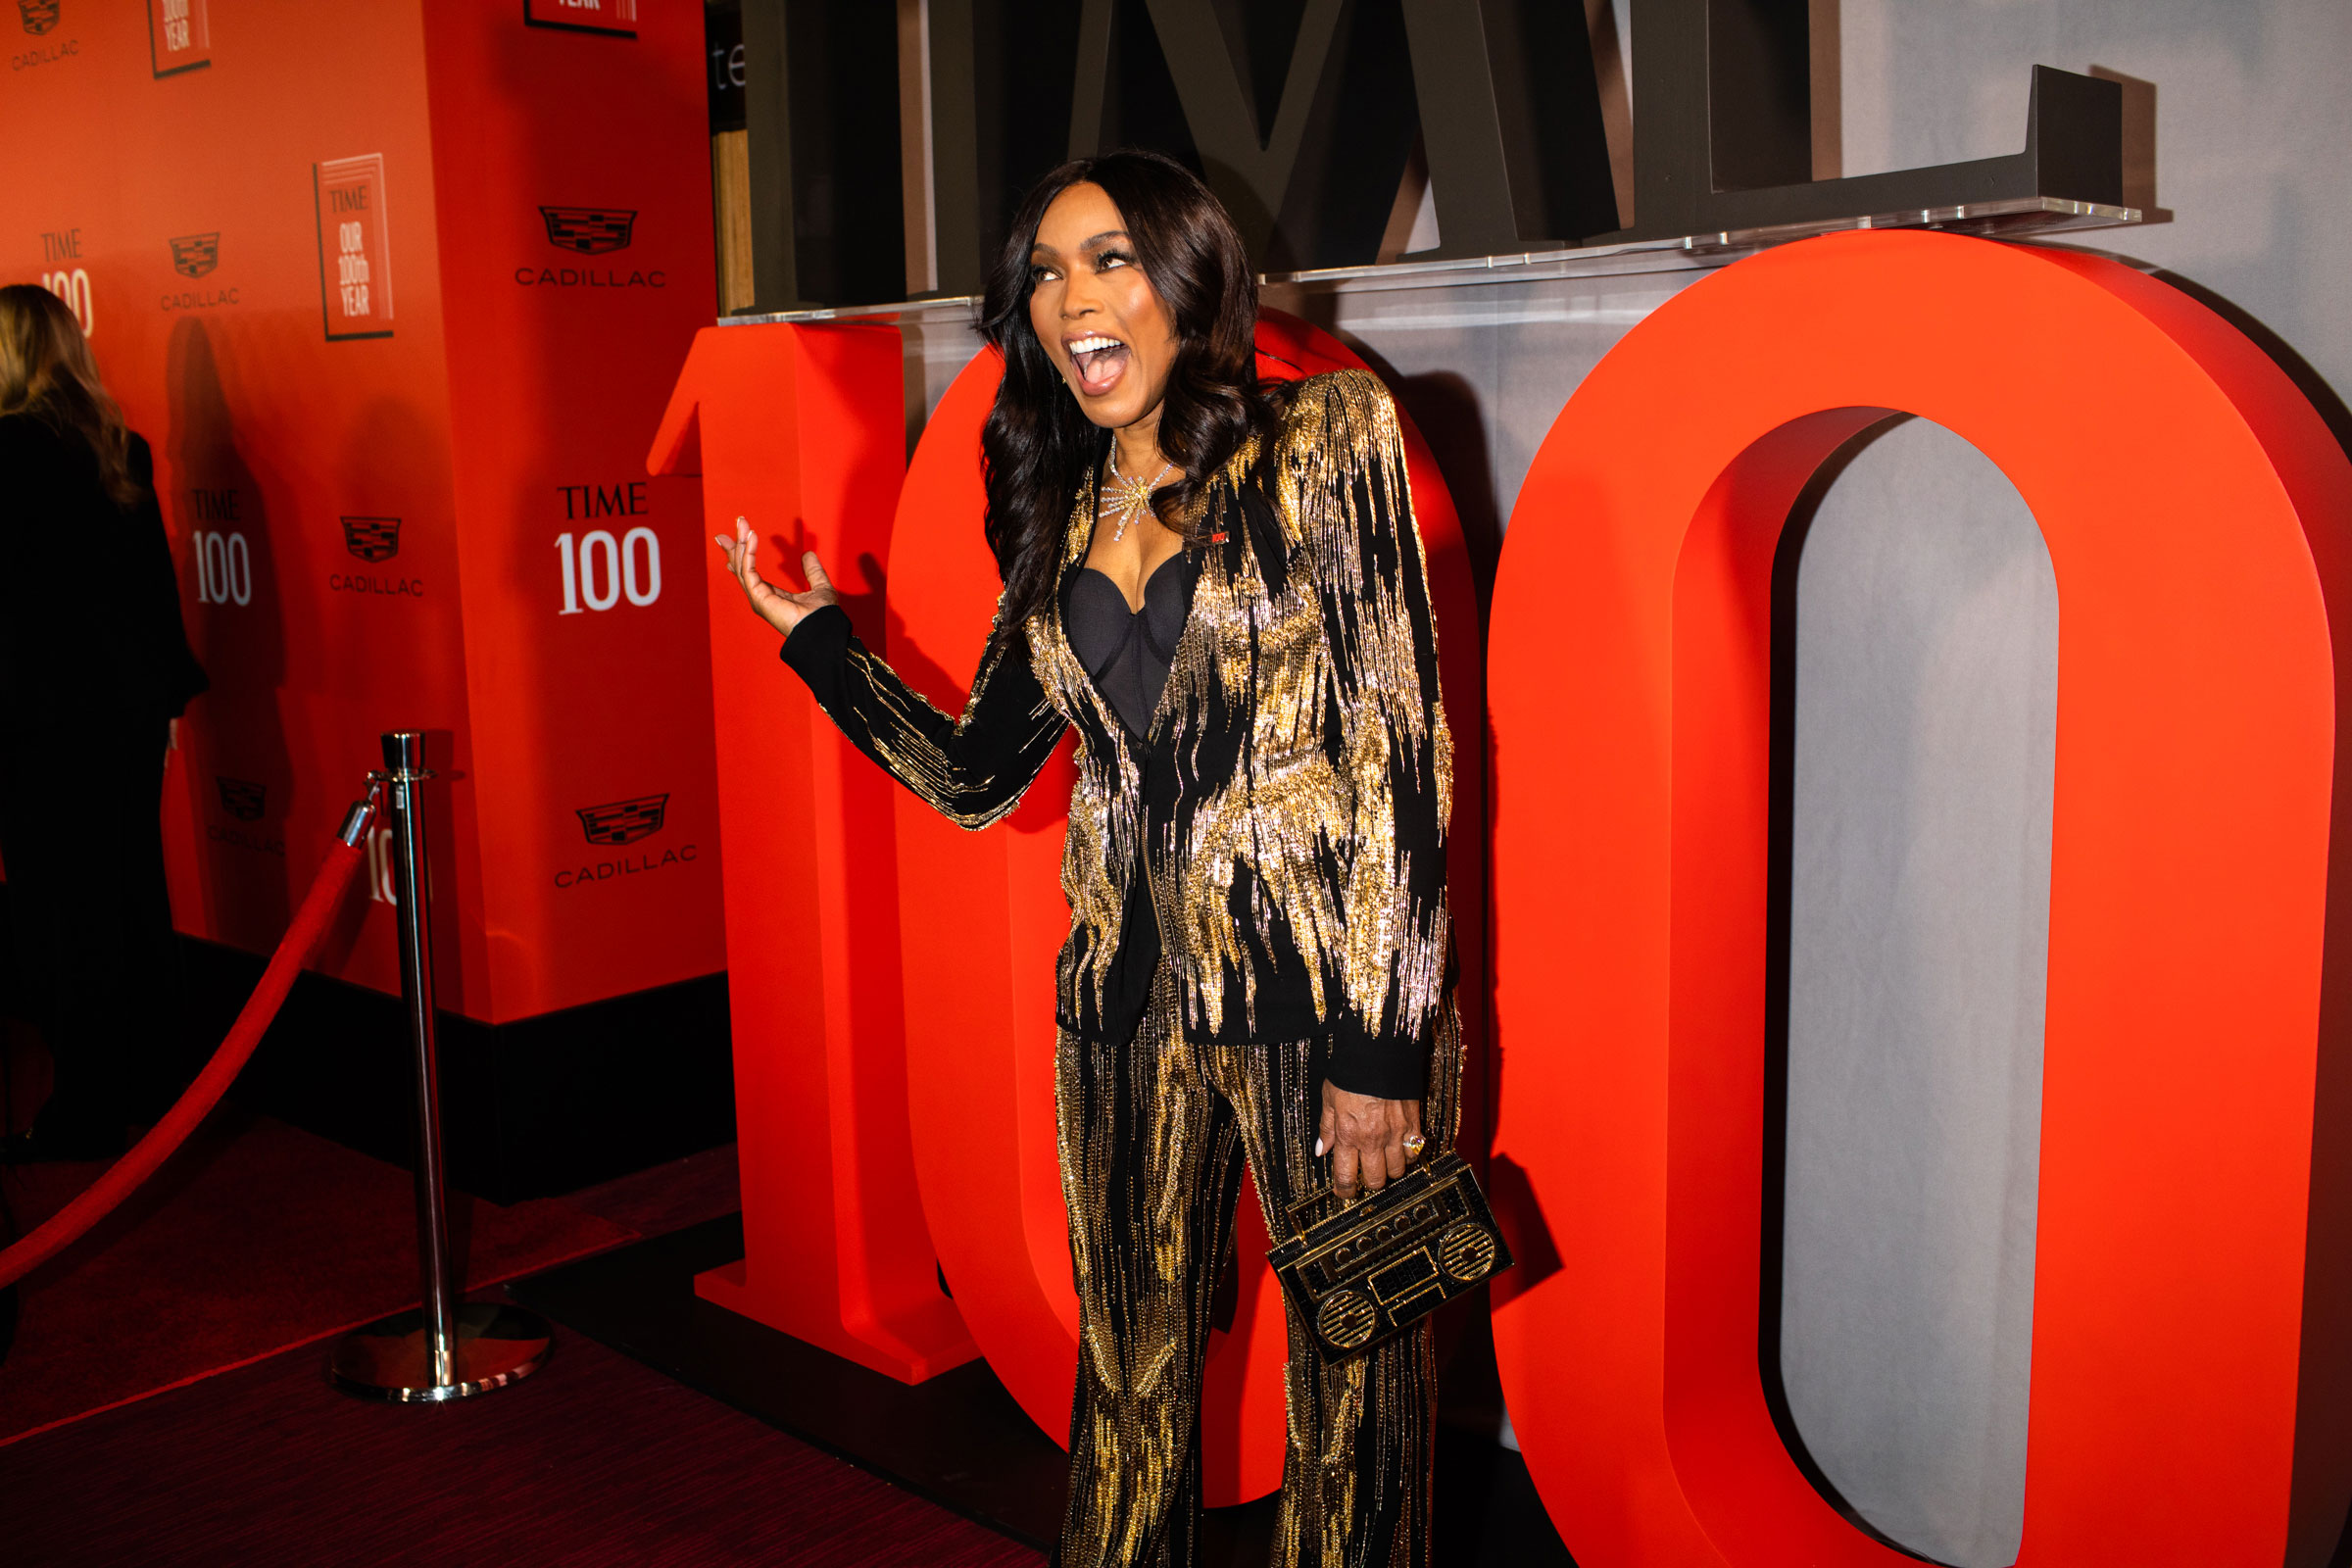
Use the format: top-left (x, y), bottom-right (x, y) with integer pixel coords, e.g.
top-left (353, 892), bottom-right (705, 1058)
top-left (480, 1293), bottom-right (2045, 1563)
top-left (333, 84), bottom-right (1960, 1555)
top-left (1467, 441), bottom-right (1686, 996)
top-left (717, 150), bottom-right (1459, 1567)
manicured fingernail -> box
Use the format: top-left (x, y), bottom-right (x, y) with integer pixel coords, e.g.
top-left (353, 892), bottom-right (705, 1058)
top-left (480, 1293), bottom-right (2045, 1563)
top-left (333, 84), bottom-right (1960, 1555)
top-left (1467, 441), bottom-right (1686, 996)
top-left (1313, 1138), bottom-right (1324, 1157)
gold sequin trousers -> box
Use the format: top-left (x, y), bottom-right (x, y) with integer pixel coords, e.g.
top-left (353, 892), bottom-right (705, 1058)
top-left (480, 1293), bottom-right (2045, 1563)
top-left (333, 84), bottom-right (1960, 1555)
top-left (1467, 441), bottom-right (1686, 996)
top-left (1053, 965), bottom-right (1462, 1567)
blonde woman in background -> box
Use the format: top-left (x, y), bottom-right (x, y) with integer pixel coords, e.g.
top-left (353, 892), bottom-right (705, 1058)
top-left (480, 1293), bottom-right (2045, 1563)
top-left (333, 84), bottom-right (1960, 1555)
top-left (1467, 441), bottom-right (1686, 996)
top-left (0, 283), bottom-right (206, 1163)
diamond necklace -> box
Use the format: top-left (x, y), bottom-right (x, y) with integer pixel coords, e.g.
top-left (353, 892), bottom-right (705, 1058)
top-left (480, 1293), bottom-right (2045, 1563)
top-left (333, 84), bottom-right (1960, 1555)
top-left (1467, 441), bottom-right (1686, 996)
top-left (1100, 450), bottom-right (1174, 544)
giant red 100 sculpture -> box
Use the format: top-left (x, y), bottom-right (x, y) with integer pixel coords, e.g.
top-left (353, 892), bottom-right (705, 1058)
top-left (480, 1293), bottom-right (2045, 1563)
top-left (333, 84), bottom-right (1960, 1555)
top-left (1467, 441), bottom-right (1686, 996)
top-left (657, 231), bottom-right (2352, 1563)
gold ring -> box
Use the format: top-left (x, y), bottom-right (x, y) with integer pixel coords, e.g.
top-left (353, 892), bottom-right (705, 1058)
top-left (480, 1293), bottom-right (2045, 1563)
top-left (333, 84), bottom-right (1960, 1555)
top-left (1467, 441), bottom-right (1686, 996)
top-left (1401, 1132), bottom-right (1428, 1159)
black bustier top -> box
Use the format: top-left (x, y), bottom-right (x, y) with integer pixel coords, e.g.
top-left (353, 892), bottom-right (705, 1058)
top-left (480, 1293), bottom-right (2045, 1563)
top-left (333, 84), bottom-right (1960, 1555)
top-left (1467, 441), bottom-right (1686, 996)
top-left (1059, 546), bottom-right (1202, 1043)
top-left (1060, 551), bottom-right (1198, 738)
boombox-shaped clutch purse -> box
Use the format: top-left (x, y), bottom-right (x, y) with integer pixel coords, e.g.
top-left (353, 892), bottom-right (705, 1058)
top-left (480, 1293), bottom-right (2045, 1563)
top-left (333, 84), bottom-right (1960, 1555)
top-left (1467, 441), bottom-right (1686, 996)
top-left (1266, 1151), bottom-right (1513, 1361)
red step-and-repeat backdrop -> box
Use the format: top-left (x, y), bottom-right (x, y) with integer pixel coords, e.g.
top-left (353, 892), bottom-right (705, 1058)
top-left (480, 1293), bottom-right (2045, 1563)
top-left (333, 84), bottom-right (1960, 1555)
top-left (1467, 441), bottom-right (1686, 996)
top-left (2, 0), bottom-right (719, 1023)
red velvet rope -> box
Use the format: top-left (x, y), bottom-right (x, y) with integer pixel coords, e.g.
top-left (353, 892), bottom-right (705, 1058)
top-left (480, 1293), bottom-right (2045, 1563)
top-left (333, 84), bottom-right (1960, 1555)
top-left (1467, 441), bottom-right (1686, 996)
top-left (0, 834), bottom-right (368, 1290)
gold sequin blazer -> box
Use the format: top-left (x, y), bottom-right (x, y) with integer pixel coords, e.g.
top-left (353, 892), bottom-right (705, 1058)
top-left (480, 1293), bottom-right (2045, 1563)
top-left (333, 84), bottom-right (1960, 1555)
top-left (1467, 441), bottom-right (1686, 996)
top-left (782, 370), bottom-right (1452, 1098)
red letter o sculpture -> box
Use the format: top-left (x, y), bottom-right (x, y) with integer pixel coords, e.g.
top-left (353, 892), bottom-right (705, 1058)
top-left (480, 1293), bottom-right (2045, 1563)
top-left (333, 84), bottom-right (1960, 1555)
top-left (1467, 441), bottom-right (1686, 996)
top-left (1489, 230), bottom-right (2352, 1565)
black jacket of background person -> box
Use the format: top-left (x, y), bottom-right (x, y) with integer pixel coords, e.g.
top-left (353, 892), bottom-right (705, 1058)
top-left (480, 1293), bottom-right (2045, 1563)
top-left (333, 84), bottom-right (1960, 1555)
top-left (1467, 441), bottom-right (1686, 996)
top-left (783, 370), bottom-right (1455, 1099)
top-left (0, 414), bottom-right (208, 732)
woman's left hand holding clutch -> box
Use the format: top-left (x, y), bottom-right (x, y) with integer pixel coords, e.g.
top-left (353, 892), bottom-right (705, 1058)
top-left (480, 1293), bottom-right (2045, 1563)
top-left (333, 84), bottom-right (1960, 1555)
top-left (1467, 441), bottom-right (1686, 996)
top-left (1316, 1083), bottom-right (1425, 1200)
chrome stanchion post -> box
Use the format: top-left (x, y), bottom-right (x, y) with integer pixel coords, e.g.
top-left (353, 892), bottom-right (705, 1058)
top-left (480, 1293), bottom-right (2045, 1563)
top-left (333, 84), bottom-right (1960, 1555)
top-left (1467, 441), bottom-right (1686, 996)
top-left (385, 730), bottom-right (458, 1384)
top-left (332, 732), bottom-right (551, 1401)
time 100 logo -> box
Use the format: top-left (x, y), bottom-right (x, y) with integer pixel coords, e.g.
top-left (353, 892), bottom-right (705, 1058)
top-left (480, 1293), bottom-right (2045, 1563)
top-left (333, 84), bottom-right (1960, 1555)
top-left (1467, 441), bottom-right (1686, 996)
top-left (41, 228), bottom-right (93, 336)
top-left (189, 489), bottom-right (251, 606)
top-left (554, 481), bottom-right (662, 613)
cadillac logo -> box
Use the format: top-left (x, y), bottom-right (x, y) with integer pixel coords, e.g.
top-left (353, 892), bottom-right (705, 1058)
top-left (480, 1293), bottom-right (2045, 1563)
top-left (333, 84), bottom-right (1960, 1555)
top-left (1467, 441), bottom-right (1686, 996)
top-left (576, 794), bottom-right (668, 846)
top-left (216, 776), bottom-right (266, 821)
top-left (170, 232), bottom-right (219, 278)
top-left (20, 0), bottom-right (59, 35)
top-left (539, 206), bottom-right (636, 256)
top-left (341, 515), bottom-right (401, 563)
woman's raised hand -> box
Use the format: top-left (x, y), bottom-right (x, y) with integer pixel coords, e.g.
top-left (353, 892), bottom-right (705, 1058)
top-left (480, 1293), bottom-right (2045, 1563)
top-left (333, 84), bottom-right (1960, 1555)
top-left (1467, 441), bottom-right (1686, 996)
top-left (714, 515), bottom-right (840, 639)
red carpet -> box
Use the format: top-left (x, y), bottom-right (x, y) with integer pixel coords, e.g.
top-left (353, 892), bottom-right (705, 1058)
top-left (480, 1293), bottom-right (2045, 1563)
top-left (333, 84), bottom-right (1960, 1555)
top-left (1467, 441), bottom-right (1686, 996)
top-left (3, 1329), bottom-right (1043, 1567)
top-left (0, 1109), bottom-right (633, 1445)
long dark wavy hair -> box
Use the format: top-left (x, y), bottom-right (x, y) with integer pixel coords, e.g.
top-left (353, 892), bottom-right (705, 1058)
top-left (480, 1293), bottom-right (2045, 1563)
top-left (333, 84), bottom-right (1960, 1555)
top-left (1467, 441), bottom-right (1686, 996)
top-left (978, 150), bottom-right (1290, 635)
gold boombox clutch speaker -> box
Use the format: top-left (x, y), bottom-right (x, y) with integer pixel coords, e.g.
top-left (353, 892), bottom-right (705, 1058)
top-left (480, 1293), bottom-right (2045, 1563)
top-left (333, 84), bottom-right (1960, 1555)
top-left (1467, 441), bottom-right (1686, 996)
top-left (1266, 1150), bottom-right (1514, 1361)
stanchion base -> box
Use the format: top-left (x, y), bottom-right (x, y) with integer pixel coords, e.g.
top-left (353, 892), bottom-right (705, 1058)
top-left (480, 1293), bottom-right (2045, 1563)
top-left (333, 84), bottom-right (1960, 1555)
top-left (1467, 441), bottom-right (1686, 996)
top-left (330, 1300), bottom-right (552, 1402)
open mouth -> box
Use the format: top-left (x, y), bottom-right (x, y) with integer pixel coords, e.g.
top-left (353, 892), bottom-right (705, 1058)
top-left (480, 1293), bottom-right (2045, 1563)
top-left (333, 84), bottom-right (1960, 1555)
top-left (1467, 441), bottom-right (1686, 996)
top-left (1065, 333), bottom-right (1131, 397)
